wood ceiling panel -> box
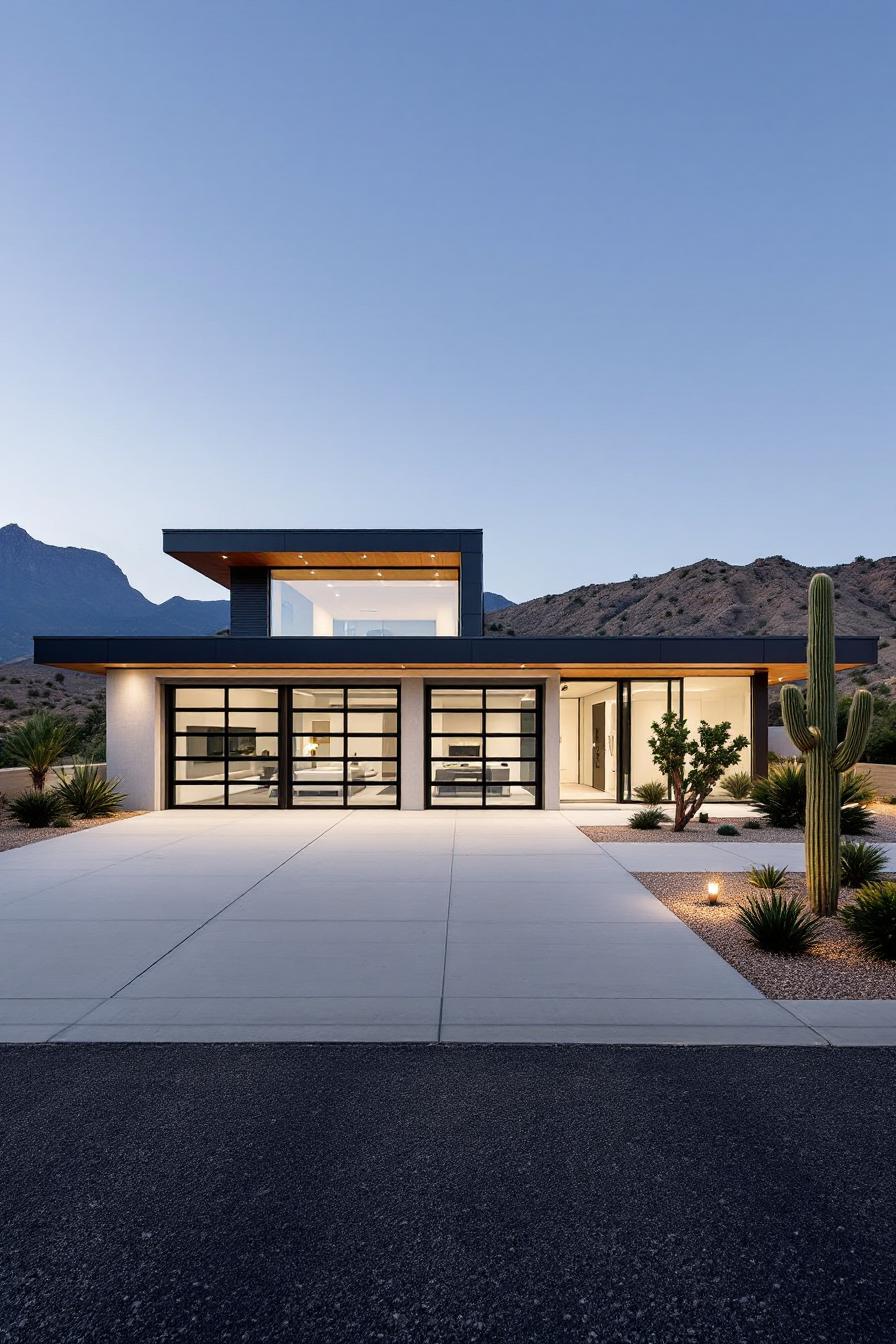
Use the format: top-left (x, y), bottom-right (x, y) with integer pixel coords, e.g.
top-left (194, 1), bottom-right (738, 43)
top-left (169, 550), bottom-right (462, 586)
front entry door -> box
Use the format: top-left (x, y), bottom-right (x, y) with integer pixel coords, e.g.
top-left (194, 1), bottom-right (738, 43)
top-left (592, 703), bottom-right (606, 791)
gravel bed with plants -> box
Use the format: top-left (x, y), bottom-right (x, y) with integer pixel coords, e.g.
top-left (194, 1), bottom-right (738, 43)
top-left (0, 812), bottom-right (145, 854)
top-left (635, 868), bottom-right (896, 998)
top-left (580, 810), bottom-right (896, 844)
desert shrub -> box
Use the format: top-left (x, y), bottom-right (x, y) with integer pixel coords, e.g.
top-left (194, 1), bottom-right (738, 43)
top-left (720, 770), bottom-right (753, 801)
top-left (55, 766), bottom-right (125, 819)
top-left (750, 763), bottom-right (875, 833)
top-left (736, 891), bottom-right (820, 954)
top-left (633, 780), bottom-right (667, 805)
top-left (629, 807), bottom-right (665, 830)
top-left (840, 840), bottom-right (888, 889)
top-left (8, 789), bottom-right (69, 828)
top-left (840, 771), bottom-right (876, 836)
top-left (841, 883), bottom-right (896, 959)
top-left (698, 811), bottom-right (709, 823)
top-left (743, 818), bottom-right (762, 830)
top-left (751, 763), bottom-right (804, 829)
top-left (748, 863), bottom-right (789, 891)
top-left (717, 824), bottom-right (739, 836)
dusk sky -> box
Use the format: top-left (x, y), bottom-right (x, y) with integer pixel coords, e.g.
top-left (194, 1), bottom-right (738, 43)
top-left (2, 1), bottom-right (894, 604)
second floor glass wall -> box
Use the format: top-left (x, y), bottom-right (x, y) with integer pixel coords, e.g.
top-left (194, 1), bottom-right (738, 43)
top-left (270, 567), bottom-right (459, 637)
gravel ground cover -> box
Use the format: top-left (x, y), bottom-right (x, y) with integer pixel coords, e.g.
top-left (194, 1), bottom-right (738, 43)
top-left (636, 870), bottom-right (896, 998)
top-left (0, 813), bottom-right (145, 854)
top-left (581, 805), bottom-right (896, 844)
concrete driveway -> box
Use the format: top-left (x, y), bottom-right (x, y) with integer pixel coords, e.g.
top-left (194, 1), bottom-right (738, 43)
top-left (0, 810), bottom-right (885, 1044)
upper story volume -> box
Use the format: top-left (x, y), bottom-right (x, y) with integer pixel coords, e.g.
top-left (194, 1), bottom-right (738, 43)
top-left (162, 528), bottom-right (485, 640)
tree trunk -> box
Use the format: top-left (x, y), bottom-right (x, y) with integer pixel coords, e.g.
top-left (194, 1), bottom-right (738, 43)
top-left (804, 750), bottom-right (840, 915)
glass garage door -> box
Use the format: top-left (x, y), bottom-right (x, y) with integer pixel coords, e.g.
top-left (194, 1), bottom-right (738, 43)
top-left (427, 686), bottom-right (541, 808)
top-left (291, 685), bottom-right (400, 807)
top-left (169, 686), bottom-right (281, 807)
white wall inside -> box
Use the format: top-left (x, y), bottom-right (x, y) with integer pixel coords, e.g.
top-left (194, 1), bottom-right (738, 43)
top-left (559, 699), bottom-right (579, 783)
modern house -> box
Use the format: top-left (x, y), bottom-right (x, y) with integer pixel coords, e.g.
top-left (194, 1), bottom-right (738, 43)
top-left (34, 529), bottom-right (877, 812)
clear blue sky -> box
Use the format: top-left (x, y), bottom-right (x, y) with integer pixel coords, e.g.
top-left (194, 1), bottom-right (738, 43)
top-left (2, 1), bottom-right (894, 603)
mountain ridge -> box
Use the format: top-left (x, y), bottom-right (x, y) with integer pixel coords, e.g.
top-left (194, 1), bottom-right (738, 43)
top-left (0, 524), bottom-right (229, 659)
top-left (484, 554), bottom-right (894, 697)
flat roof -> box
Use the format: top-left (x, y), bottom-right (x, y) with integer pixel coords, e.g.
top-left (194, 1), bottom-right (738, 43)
top-left (32, 633), bottom-right (878, 680)
top-left (163, 529), bottom-right (483, 587)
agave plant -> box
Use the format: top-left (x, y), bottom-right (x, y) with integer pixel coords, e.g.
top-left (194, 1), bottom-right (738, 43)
top-left (840, 771), bottom-right (876, 836)
top-left (840, 840), bottom-right (888, 889)
top-left (841, 882), bottom-right (896, 959)
top-left (628, 807), bottom-right (665, 830)
top-left (747, 863), bottom-right (790, 891)
top-left (719, 770), bottom-right (753, 801)
top-left (8, 788), bottom-right (69, 828)
top-left (736, 890), bottom-right (820, 954)
top-left (55, 766), bottom-right (125, 819)
top-left (750, 762), bottom-right (876, 835)
top-left (750, 762), bottom-right (805, 829)
top-left (1, 711), bottom-right (79, 790)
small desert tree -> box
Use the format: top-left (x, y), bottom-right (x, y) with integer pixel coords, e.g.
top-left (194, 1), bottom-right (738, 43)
top-left (647, 712), bottom-right (749, 832)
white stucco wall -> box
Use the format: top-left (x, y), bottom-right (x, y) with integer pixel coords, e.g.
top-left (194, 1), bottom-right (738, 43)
top-left (106, 669), bottom-right (163, 810)
top-left (542, 674), bottom-right (561, 810)
top-left (399, 677), bottom-right (425, 809)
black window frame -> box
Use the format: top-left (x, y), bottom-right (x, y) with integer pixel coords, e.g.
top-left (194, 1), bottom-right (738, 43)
top-left (290, 683), bottom-right (401, 809)
top-left (166, 682), bottom-right (401, 809)
top-left (424, 683), bottom-right (543, 809)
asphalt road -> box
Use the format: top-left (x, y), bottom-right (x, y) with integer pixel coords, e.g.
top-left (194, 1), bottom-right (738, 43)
top-left (0, 1045), bottom-right (894, 1343)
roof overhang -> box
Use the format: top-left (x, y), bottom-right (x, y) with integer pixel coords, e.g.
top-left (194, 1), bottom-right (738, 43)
top-left (163, 529), bottom-right (481, 587)
top-left (32, 634), bottom-right (879, 680)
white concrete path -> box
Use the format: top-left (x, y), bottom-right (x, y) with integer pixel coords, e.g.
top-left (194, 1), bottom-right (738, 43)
top-left (0, 811), bottom-right (892, 1044)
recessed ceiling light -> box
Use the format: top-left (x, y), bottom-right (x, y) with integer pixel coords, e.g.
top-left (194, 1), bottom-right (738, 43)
top-left (222, 554), bottom-right (228, 559)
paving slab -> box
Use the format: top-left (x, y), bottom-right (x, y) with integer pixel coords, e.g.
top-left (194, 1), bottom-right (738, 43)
top-left (118, 919), bottom-right (447, 999)
top-left (0, 920), bottom-right (198, 997)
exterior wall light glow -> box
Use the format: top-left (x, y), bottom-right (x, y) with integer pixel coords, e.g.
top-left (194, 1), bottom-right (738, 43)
top-left (706, 881), bottom-right (720, 904)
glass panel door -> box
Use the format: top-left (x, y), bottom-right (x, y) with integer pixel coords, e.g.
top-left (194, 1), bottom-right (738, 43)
top-left (427, 686), bottom-right (541, 808)
top-left (170, 686), bottom-right (281, 807)
top-left (291, 685), bottom-right (400, 807)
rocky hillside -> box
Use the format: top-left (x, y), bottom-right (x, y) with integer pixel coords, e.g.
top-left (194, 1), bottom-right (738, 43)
top-left (485, 555), bottom-right (896, 703)
top-left (0, 524), bottom-right (229, 661)
top-left (0, 657), bottom-right (105, 729)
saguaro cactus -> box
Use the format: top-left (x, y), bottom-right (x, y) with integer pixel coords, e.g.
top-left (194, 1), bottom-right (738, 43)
top-left (781, 573), bottom-right (872, 915)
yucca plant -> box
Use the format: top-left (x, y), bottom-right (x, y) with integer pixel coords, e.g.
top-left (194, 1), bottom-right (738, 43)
top-left (750, 763), bottom-right (876, 836)
top-left (747, 863), bottom-right (790, 891)
top-left (736, 890), bottom-right (820, 954)
top-left (840, 840), bottom-right (888, 889)
top-left (1, 711), bottom-right (79, 790)
top-left (750, 762), bottom-right (805, 829)
top-left (840, 771), bottom-right (876, 836)
top-left (628, 807), bottom-right (665, 830)
top-left (8, 788), bottom-right (69, 828)
top-left (841, 882), bottom-right (896, 959)
top-left (633, 780), bottom-right (667, 805)
top-left (55, 766), bottom-right (125, 819)
top-left (720, 770), bottom-right (753, 801)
